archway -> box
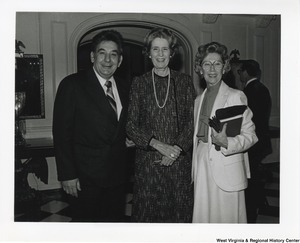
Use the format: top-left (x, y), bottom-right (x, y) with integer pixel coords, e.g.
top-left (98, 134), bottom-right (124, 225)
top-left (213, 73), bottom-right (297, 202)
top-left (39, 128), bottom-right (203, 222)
top-left (77, 24), bottom-right (191, 84)
top-left (68, 14), bottom-right (199, 92)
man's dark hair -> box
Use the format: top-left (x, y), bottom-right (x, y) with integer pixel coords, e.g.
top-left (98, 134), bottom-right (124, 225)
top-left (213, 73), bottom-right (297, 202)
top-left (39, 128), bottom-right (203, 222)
top-left (240, 59), bottom-right (261, 79)
top-left (91, 30), bottom-right (123, 55)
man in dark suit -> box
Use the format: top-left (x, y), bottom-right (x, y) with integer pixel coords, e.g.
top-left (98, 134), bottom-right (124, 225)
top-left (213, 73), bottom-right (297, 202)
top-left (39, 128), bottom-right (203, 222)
top-left (53, 30), bottom-right (129, 222)
top-left (238, 59), bottom-right (272, 223)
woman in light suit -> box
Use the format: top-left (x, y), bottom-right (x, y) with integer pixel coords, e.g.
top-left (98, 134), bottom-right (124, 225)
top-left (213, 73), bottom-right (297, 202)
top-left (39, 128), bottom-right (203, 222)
top-left (192, 42), bottom-right (258, 223)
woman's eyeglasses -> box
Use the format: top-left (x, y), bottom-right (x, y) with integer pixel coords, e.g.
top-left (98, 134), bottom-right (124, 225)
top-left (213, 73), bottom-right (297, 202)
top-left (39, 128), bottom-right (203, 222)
top-left (201, 61), bottom-right (223, 71)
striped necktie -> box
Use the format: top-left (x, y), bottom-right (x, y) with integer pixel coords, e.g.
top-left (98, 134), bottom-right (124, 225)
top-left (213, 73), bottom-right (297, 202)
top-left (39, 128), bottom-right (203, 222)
top-left (105, 80), bottom-right (117, 116)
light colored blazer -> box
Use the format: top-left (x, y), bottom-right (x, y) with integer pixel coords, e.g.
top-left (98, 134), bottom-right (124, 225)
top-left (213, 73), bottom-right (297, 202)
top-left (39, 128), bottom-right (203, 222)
top-left (192, 81), bottom-right (258, 192)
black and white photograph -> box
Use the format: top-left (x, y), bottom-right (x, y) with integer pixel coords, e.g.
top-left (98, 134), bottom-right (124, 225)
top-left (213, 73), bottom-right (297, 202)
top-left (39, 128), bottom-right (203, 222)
top-left (1, 0), bottom-right (300, 242)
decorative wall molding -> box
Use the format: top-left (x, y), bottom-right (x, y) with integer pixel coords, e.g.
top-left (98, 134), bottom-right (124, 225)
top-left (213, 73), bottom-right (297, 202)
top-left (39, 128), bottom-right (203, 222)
top-left (202, 14), bottom-right (220, 24)
top-left (256, 15), bottom-right (277, 28)
top-left (24, 125), bottom-right (52, 139)
top-left (51, 21), bottom-right (68, 91)
top-left (202, 14), bottom-right (276, 28)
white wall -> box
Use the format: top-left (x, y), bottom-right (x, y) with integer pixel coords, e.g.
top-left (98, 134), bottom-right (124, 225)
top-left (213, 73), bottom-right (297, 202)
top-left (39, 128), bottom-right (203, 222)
top-left (16, 12), bottom-right (281, 189)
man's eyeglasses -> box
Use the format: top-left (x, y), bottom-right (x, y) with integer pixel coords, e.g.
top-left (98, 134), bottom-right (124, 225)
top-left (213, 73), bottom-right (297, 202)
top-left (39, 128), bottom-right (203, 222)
top-left (201, 61), bottom-right (223, 71)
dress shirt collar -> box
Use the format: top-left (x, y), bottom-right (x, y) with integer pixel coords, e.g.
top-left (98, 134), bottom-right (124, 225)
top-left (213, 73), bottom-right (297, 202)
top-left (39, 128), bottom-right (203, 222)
top-left (245, 77), bottom-right (258, 88)
top-left (93, 67), bottom-right (116, 90)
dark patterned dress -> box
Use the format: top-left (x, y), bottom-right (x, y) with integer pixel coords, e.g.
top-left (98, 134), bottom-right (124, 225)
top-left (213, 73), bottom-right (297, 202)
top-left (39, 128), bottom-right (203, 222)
top-left (126, 69), bottom-right (195, 222)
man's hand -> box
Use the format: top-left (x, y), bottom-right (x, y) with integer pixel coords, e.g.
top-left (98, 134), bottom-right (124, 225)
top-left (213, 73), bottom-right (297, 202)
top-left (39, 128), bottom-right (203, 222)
top-left (61, 178), bottom-right (81, 198)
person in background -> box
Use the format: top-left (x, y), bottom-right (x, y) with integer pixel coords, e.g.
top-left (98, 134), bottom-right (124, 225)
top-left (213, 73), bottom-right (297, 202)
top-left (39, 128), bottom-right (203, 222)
top-left (126, 28), bottom-right (195, 223)
top-left (53, 30), bottom-right (129, 222)
top-left (192, 42), bottom-right (258, 223)
top-left (238, 59), bottom-right (272, 223)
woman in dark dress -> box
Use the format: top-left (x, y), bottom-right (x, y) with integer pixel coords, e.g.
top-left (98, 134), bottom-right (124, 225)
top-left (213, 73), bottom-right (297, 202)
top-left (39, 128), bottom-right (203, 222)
top-left (126, 28), bottom-right (195, 223)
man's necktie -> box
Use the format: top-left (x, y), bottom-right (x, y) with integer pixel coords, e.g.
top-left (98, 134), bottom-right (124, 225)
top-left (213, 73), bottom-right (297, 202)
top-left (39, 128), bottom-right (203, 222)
top-left (105, 80), bottom-right (117, 116)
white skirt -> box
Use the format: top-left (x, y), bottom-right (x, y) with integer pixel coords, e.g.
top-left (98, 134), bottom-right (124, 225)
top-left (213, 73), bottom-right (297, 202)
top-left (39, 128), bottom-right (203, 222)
top-left (192, 140), bottom-right (247, 223)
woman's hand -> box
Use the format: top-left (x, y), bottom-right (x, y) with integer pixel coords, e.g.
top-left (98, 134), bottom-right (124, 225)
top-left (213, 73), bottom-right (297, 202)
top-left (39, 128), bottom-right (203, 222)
top-left (211, 123), bottom-right (228, 149)
top-left (125, 137), bottom-right (135, 147)
top-left (150, 138), bottom-right (182, 160)
top-left (160, 156), bottom-right (176, 166)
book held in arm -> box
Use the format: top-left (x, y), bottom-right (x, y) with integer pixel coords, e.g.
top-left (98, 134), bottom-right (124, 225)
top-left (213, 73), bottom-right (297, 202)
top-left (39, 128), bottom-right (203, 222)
top-left (209, 105), bottom-right (247, 150)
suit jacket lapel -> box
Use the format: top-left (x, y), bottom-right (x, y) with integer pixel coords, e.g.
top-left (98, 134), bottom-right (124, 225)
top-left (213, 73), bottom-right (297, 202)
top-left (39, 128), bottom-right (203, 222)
top-left (207, 81), bottom-right (229, 149)
top-left (84, 68), bottom-right (105, 104)
top-left (115, 77), bottom-right (126, 120)
top-left (192, 91), bottom-right (206, 181)
top-left (193, 90), bottom-right (206, 147)
top-left (211, 81), bottom-right (229, 119)
top-left (194, 81), bottom-right (229, 140)
top-left (112, 76), bottom-right (128, 141)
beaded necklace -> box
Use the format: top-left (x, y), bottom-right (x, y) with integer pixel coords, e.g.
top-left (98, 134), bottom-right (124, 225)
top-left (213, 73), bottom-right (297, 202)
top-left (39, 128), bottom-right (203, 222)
top-left (151, 68), bottom-right (170, 109)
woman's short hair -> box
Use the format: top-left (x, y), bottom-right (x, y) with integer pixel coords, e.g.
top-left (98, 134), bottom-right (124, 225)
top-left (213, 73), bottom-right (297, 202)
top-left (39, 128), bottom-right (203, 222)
top-left (91, 29), bottom-right (124, 55)
top-left (143, 28), bottom-right (178, 57)
top-left (194, 42), bottom-right (230, 75)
